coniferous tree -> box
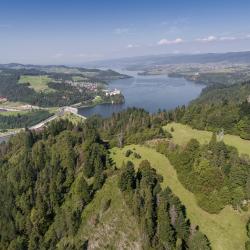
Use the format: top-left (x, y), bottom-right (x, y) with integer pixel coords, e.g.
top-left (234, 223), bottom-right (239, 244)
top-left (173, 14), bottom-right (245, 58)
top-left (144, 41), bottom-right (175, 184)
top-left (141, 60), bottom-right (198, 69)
top-left (157, 193), bottom-right (176, 249)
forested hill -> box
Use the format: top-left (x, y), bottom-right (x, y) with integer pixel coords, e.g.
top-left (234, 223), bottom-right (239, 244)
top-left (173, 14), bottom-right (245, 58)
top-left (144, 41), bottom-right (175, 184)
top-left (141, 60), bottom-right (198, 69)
top-left (0, 66), bottom-right (126, 107)
top-left (173, 81), bottom-right (250, 139)
top-left (191, 81), bottom-right (250, 105)
top-left (0, 63), bottom-right (129, 80)
top-left (0, 119), bottom-right (210, 249)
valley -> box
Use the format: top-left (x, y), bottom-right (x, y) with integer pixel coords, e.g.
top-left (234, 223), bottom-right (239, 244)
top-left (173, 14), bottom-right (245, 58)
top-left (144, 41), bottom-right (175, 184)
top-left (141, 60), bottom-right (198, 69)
top-left (2, 1), bottom-right (250, 249)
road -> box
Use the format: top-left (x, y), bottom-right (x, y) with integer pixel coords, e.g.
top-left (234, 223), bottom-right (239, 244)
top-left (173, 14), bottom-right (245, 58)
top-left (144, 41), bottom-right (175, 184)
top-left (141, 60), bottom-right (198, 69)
top-left (0, 107), bottom-right (84, 143)
top-left (29, 114), bottom-right (58, 130)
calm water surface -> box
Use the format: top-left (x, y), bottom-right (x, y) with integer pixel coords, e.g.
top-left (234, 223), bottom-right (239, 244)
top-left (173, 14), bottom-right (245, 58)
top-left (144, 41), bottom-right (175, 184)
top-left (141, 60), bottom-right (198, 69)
top-left (78, 70), bottom-right (205, 117)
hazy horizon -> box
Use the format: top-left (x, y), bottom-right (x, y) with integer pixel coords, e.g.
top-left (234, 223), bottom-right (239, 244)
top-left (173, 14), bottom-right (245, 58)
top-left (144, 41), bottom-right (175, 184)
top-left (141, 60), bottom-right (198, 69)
top-left (1, 0), bottom-right (250, 64)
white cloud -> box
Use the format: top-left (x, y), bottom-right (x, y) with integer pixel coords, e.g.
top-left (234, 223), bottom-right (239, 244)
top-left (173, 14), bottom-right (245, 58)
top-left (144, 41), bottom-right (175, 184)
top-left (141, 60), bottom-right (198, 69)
top-left (114, 28), bottom-right (130, 35)
top-left (161, 21), bottom-right (169, 25)
top-left (76, 53), bottom-right (87, 57)
top-left (196, 35), bottom-right (217, 42)
top-left (196, 35), bottom-right (239, 42)
top-left (161, 18), bottom-right (189, 26)
top-left (127, 44), bottom-right (139, 48)
top-left (157, 38), bottom-right (183, 45)
top-left (75, 53), bottom-right (103, 59)
top-left (219, 36), bottom-right (236, 41)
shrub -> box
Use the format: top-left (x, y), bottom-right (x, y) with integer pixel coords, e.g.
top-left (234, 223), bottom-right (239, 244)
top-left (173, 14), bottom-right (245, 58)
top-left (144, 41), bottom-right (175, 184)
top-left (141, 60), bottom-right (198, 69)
top-left (125, 149), bottom-right (133, 157)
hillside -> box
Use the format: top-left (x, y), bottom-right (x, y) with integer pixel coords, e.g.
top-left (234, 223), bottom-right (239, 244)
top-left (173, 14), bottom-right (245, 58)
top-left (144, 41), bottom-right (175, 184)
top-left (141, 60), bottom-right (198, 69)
top-left (0, 66), bottom-right (126, 108)
top-left (0, 104), bottom-right (250, 249)
top-left (164, 122), bottom-right (250, 156)
top-left (0, 118), bottom-right (210, 250)
top-left (170, 81), bottom-right (250, 140)
top-left (54, 175), bottom-right (143, 249)
top-left (110, 145), bottom-right (250, 250)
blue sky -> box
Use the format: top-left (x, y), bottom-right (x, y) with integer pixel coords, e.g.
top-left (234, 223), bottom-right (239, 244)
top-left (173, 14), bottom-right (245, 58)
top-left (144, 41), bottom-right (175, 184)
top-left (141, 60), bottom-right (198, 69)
top-left (1, 0), bottom-right (250, 64)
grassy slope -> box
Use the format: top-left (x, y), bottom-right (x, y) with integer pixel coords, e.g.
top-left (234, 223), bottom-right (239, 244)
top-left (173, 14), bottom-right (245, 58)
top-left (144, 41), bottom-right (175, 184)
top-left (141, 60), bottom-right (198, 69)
top-left (18, 75), bottom-right (54, 92)
top-left (57, 112), bottom-right (86, 125)
top-left (110, 145), bottom-right (250, 250)
top-left (77, 176), bottom-right (142, 249)
top-left (56, 175), bottom-right (142, 250)
top-left (164, 122), bottom-right (250, 156)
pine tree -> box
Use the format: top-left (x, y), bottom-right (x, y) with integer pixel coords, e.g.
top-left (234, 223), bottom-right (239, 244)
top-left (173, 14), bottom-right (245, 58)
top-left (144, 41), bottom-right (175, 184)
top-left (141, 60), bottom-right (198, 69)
top-left (157, 193), bottom-right (176, 249)
top-left (209, 132), bottom-right (217, 151)
top-left (118, 161), bottom-right (135, 192)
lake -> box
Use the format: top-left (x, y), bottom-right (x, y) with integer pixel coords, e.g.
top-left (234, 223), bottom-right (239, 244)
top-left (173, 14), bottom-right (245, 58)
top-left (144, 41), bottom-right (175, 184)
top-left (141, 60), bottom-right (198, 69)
top-left (78, 70), bottom-right (205, 117)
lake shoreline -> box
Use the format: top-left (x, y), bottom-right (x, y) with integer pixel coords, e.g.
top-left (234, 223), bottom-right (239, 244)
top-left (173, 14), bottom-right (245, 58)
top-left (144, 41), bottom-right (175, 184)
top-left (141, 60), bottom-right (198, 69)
top-left (78, 70), bottom-right (205, 118)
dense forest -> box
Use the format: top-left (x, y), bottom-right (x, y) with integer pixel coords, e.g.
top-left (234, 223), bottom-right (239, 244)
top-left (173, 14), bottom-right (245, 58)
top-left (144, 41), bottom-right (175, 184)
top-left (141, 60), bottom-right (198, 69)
top-left (0, 120), bottom-right (109, 249)
top-left (86, 108), bottom-right (171, 147)
top-left (0, 110), bottom-right (52, 129)
top-left (0, 117), bottom-right (210, 249)
top-left (119, 160), bottom-right (211, 249)
top-left (156, 134), bottom-right (250, 213)
top-left (171, 81), bottom-right (250, 139)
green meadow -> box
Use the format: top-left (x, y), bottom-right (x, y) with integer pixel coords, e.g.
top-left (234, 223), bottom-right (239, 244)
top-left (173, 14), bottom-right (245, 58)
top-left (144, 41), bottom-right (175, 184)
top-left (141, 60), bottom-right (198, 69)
top-left (110, 145), bottom-right (250, 250)
top-left (18, 75), bottom-right (54, 92)
top-left (164, 122), bottom-right (250, 156)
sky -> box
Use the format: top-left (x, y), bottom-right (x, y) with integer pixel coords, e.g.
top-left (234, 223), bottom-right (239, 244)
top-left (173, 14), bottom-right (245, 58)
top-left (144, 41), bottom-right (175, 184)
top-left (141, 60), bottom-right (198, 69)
top-left (1, 0), bottom-right (250, 64)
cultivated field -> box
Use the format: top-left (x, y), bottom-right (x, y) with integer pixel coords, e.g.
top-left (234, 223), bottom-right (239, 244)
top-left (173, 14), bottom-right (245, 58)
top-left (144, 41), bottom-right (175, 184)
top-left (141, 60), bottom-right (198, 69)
top-left (164, 122), bottom-right (250, 156)
top-left (110, 145), bottom-right (250, 250)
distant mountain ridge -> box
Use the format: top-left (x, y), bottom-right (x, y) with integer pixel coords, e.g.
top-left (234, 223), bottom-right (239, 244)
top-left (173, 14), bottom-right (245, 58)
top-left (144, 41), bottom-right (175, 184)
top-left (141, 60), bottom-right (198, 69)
top-left (86, 51), bottom-right (250, 69)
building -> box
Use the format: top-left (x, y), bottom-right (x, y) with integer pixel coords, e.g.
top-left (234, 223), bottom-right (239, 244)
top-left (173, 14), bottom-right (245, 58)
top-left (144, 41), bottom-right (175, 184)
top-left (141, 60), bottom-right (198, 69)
top-left (105, 88), bottom-right (121, 96)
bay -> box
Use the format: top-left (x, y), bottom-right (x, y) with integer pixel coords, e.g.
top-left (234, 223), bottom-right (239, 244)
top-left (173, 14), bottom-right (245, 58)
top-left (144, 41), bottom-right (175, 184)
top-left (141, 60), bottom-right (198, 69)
top-left (78, 70), bottom-right (205, 117)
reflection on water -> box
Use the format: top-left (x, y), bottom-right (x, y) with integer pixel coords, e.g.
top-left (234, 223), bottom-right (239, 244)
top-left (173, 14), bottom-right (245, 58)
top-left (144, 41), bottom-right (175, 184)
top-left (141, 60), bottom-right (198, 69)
top-left (78, 70), bottom-right (205, 118)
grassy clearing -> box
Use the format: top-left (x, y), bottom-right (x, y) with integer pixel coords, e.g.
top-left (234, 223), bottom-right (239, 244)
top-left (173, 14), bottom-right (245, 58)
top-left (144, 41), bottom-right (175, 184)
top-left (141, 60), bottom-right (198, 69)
top-left (18, 75), bottom-right (55, 92)
top-left (0, 110), bottom-right (29, 116)
top-left (57, 112), bottom-right (85, 125)
top-left (164, 122), bottom-right (250, 156)
top-left (72, 175), bottom-right (142, 249)
top-left (110, 145), bottom-right (250, 250)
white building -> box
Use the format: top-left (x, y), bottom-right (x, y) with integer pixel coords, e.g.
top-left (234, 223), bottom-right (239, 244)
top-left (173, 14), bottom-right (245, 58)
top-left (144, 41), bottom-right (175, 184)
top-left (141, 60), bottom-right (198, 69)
top-left (105, 88), bottom-right (121, 96)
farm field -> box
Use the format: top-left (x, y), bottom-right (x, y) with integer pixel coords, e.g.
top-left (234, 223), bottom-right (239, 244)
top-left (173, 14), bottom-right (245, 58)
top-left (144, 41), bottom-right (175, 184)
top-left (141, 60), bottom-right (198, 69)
top-left (164, 122), bottom-right (250, 156)
top-left (110, 145), bottom-right (250, 250)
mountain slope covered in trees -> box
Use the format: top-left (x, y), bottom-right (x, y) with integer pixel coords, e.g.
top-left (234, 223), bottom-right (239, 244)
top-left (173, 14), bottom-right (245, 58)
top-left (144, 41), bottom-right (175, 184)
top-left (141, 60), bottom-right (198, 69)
top-left (0, 118), bottom-right (209, 250)
top-left (171, 81), bottom-right (250, 140)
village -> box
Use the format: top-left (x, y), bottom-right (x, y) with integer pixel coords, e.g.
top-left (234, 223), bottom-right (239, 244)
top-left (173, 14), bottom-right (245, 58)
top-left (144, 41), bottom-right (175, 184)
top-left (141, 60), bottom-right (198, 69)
top-left (65, 79), bottom-right (122, 97)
